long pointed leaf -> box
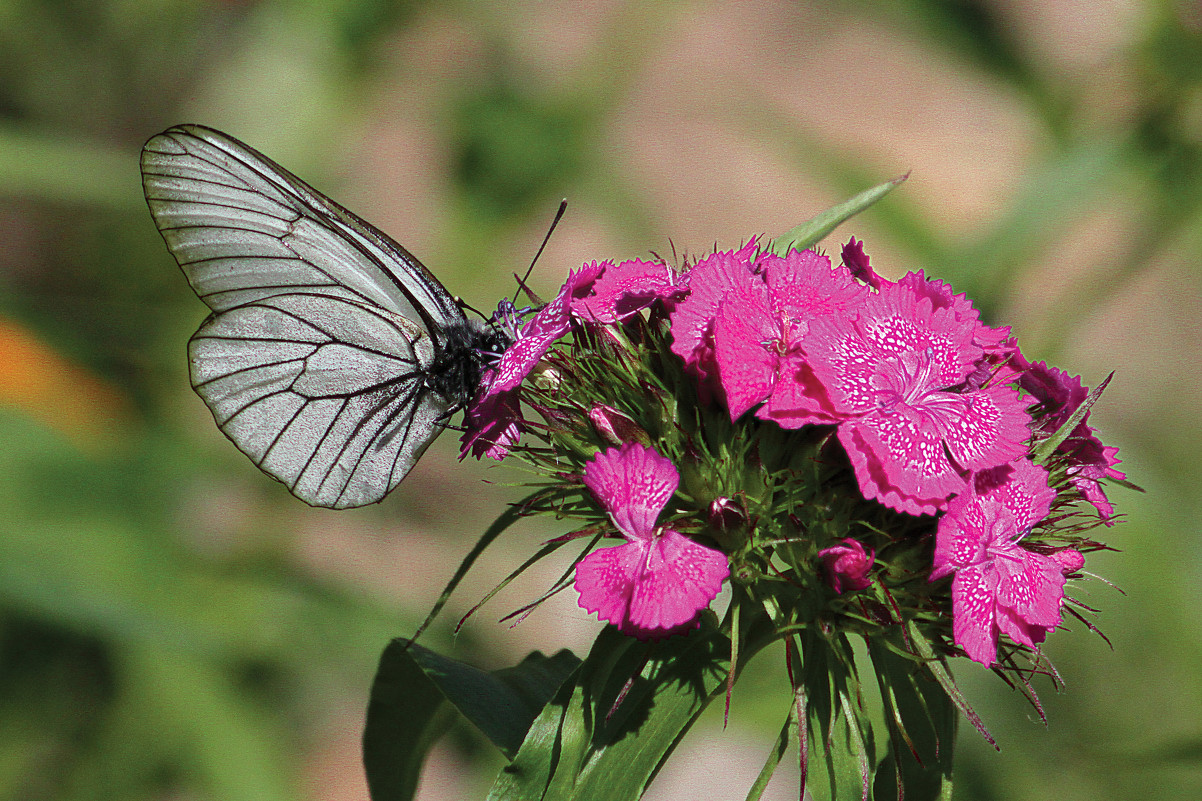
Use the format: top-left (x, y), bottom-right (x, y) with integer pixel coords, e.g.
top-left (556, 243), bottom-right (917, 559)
top-left (767, 175), bottom-right (908, 256)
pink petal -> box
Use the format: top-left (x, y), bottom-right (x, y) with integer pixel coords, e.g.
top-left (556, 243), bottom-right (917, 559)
top-left (713, 294), bottom-right (778, 420)
top-left (841, 409), bottom-right (966, 515)
top-left (992, 544), bottom-right (1064, 629)
top-left (940, 384), bottom-right (1031, 473)
top-left (625, 530), bottom-right (728, 634)
top-left (575, 258), bottom-right (687, 323)
top-left (491, 263), bottom-right (602, 393)
top-left (574, 538), bottom-right (648, 634)
top-left (668, 244), bottom-right (761, 372)
top-left (573, 530), bottom-right (728, 640)
top-left (952, 566), bottom-right (1000, 666)
top-left (759, 355), bottom-right (845, 426)
top-left (762, 248), bottom-right (868, 320)
top-left (582, 443), bottom-right (679, 539)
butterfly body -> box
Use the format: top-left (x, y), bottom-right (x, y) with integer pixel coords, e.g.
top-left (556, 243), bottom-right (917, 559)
top-left (142, 125), bottom-right (501, 508)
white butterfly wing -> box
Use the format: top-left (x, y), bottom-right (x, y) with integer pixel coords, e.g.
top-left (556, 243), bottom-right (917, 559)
top-left (141, 125), bottom-right (467, 508)
top-left (140, 124), bottom-right (462, 326)
top-left (190, 294), bottom-right (450, 508)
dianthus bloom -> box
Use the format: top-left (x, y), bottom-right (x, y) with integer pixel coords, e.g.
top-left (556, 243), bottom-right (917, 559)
top-left (930, 459), bottom-right (1065, 666)
top-left (461, 264), bottom-right (602, 459)
top-left (1018, 360), bottom-right (1125, 524)
top-left (711, 248), bottom-right (867, 422)
top-left (574, 443), bottom-right (729, 640)
top-left (798, 279), bottom-right (1031, 514)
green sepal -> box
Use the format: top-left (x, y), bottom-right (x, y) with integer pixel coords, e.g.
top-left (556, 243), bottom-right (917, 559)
top-left (363, 638), bottom-right (581, 801)
top-left (766, 175), bottom-right (908, 256)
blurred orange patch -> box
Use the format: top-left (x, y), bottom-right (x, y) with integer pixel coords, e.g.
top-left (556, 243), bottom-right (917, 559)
top-left (0, 314), bottom-right (131, 450)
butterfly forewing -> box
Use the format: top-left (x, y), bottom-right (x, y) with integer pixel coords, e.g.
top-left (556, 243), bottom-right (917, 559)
top-left (144, 125), bottom-right (474, 508)
top-left (140, 125), bottom-right (463, 327)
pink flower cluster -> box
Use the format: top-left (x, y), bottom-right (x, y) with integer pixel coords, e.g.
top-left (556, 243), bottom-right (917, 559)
top-left (461, 239), bottom-right (1119, 663)
top-left (670, 242), bottom-right (1030, 517)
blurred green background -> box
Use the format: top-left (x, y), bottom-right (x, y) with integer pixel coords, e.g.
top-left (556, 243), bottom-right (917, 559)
top-left (0, 1), bottom-right (1198, 799)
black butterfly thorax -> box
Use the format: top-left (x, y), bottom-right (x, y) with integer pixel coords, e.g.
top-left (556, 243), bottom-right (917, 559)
top-left (424, 319), bottom-right (512, 406)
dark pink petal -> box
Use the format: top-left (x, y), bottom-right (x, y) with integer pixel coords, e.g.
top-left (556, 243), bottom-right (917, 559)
top-left (582, 443), bottom-right (678, 540)
top-left (1019, 361), bottom-right (1124, 523)
top-left (841, 237), bottom-right (884, 289)
top-left (460, 380), bottom-right (524, 461)
top-left (931, 493), bottom-right (992, 579)
top-left (575, 258), bottom-right (687, 323)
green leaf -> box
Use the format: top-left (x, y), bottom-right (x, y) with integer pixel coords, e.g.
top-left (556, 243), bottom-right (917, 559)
top-left (487, 625), bottom-right (731, 801)
top-left (798, 631), bottom-right (871, 801)
top-left (363, 639), bottom-right (581, 801)
top-left (766, 175), bottom-right (908, 257)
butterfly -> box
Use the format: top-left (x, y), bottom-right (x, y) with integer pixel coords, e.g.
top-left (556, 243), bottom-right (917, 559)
top-left (141, 124), bottom-right (507, 509)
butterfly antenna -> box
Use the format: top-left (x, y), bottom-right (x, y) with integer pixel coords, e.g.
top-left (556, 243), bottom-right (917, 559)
top-left (456, 296), bottom-right (489, 319)
top-left (514, 199), bottom-right (568, 305)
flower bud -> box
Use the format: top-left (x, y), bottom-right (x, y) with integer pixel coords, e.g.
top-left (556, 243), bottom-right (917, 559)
top-left (587, 404), bottom-right (648, 446)
top-left (1051, 548), bottom-right (1085, 575)
top-left (818, 538), bottom-right (875, 594)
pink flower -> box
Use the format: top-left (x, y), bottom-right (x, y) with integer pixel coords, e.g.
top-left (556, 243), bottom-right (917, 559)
top-left (574, 443), bottom-right (729, 640)
top-left (931, 459), bottom-right (1064, 666)
top-left (667, 239), bottom-right (760, 385)
top-left (818, 538), bottom-right (875, 593)
top-left (800, 280), bottom-right (1031, 515)
top-left (489, 264), bottom-right (602, 394)
top-left (460, 265), bottom-right (602, 460)
top-left (574, 258), bottom-right (688, 323)
top-left (712, 249), bottom-right (867, 423)
top-left (460, 380), bottom-right (522, 460)
top-left (1018, 361), bottom-right (1124, 524)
